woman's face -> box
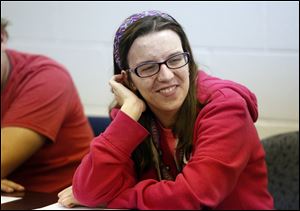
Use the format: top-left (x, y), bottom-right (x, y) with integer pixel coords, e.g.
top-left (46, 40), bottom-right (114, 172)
top-left (127, 29), bottom-right (190, 120)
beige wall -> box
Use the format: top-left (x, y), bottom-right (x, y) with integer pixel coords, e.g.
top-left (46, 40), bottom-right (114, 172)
top-left (1, 1), bottom-right (299, 139)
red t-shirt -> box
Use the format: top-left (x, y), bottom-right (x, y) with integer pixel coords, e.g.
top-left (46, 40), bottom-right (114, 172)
top-left (1, 49), bottom-right (93, 193)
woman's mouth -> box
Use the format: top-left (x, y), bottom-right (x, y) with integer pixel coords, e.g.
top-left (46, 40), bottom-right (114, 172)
top-left (157, 85), bottom-right (177, 97)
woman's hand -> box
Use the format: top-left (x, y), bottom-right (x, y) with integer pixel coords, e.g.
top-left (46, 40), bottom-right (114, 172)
top-left (58, 186), bottom-right (80, 208)
top-left (109, 72), bottom-right (146, 121)
top-left (1, 179), bottom-right (25, 193)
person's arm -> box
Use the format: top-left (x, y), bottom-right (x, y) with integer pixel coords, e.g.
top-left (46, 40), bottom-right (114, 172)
top-left (58, 71), bottom-right (149, 208)
top-left (1, 127), bottom-right (46, 192)
top-left (71, 111), bottom-right (149, 207)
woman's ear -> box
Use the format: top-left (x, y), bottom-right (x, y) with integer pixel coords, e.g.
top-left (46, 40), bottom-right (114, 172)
top-left (120, 70), bottom-right (130, 87)
top-left (121, 70), bottom-right (137, 91)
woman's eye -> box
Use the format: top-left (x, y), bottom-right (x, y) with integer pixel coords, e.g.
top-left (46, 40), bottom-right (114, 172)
top-left (140, 64), bottom-right (157, 72)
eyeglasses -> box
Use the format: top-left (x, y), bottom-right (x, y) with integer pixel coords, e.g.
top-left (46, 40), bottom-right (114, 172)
top-left (128, 52), bottom-right (190, 78)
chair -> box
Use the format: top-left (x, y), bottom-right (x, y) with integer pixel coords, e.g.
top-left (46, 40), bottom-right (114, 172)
top-left (88, 116), bottom-right (111, 136)
top-left (261, 131), bottom-right (299, 210)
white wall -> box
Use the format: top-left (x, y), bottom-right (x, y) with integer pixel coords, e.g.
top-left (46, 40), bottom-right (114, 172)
top-left (1, 1), bottom-right (299, 139)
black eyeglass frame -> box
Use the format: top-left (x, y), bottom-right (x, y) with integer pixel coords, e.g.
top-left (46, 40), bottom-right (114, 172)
top-left (127, 52), bottom-right (190, 78)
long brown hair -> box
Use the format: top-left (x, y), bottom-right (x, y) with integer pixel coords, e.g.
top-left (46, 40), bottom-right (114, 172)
top-left (110, 15), bottom-right (200, 178)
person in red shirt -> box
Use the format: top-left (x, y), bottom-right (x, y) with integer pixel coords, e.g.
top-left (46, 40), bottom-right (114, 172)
top-left (58, 11), bottom-right (274, 209)
top-left (1, 18), bottom-right (93, 193)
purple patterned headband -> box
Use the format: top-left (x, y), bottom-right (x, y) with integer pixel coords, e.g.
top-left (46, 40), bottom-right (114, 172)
top-left (113, 10), bottom-right (175, 70)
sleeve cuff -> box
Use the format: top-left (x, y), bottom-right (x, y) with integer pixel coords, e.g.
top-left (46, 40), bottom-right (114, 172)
top-left (102, 110), bottom-right (150, 156)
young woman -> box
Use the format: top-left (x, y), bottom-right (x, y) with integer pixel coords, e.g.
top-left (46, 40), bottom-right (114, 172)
top-left (58, 10), bottom-right (274, 209)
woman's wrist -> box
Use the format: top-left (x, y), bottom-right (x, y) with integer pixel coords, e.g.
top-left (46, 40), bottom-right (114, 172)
top-left (121, 99), bottom-right (145, 121)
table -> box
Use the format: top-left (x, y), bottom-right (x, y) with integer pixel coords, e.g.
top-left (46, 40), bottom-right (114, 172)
top-left (1, 191), bottom-right (58, 210)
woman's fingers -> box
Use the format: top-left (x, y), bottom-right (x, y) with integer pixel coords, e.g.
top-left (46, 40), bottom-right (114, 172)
top-left (57, 186), bottom-right (79, 208)
top-left (58, 195), bottom-right (76, 208)
top-left (1, 179), bottom-right (24, 193)
top-left (57, 186), bottom-right (71, 197)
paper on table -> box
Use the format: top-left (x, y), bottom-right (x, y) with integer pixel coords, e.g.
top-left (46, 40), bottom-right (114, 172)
top-left (35, 202), bottom-right (118, 210)
top-left (1, 196), bottom-right (21, 204)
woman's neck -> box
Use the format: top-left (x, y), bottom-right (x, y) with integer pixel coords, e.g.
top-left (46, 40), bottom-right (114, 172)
top-left (153, 110), bottom-right (178, 128)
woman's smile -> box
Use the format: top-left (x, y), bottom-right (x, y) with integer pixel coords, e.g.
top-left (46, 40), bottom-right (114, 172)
top-left (156, 85), bottom-right (178, 97)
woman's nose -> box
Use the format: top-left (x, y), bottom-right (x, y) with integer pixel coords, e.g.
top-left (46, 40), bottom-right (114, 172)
top-left (157, 64), bottom-right (174, 82)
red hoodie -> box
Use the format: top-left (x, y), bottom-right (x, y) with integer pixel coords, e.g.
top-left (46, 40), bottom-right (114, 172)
top-left (72, 71), bottom-right (274, 209)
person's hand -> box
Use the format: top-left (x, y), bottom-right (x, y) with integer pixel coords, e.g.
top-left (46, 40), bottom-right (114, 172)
top-left (109, 72), bottom-right (146, 121)
top-left (1, 179), bottom-right (25, 193)
top-left (58, 186), bottom-right (80, 208)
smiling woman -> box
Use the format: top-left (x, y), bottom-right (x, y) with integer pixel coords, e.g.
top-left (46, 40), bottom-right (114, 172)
top-left (58, 10), bottom-right (274, 210)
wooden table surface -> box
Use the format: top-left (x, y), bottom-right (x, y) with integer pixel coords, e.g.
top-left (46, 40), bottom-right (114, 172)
top-left (1, 191), bottom-right (58, 210)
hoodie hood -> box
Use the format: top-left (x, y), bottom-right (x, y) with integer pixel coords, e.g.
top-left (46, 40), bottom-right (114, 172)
top-left (197, 71), bottom-right (258, 122)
